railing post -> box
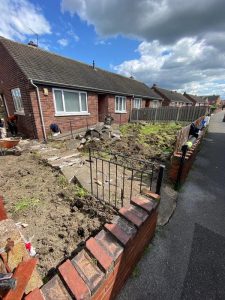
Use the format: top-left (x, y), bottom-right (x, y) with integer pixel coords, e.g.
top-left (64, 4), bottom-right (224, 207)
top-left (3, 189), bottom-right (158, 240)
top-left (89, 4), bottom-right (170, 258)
top-left (175, 144), bottom-right (188, 190)
top-left (89, 148), bottom-right (93, 195)
top-left (156, 165), bottom-right (165, 195)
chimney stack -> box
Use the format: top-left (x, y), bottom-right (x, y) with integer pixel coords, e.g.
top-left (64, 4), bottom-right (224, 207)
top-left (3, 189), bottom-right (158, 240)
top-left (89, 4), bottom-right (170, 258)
top-left (28, 41), bottom-right (38, 47)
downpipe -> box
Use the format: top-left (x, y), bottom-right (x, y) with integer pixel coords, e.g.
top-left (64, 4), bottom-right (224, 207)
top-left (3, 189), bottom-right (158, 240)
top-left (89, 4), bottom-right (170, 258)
top-left (30, 80), bottom-right (47, 142)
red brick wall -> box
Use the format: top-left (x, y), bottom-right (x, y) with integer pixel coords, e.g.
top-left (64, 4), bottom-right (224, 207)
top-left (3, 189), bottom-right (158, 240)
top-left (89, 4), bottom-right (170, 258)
top-left (0, 43), bottom-right (37, 138)
top-left (30, 86), bottom-right (99, 139)
top-left (107, 95), bottom-right (132, 124)
top-left (25, 192), bottom-right (160, 300)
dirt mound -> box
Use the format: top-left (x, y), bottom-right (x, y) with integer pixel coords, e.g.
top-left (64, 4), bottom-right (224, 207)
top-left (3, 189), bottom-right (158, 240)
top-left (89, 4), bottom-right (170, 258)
top-left (0, 152), bottom-right (117, 278)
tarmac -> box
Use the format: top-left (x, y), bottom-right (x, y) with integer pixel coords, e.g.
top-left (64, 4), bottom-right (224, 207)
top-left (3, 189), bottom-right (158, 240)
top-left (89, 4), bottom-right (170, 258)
top-left (118, 111), bottom-right (225, 300)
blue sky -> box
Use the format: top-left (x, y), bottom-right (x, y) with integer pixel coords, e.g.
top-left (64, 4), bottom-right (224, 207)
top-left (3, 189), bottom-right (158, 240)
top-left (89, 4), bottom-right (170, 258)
top-left (1, 0), bottom-right (225, 97)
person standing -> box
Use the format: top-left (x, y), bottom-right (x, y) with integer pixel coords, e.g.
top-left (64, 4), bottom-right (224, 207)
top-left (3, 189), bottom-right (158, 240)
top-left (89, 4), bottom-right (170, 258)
top-left (7, 115), bottom-right (18, 136)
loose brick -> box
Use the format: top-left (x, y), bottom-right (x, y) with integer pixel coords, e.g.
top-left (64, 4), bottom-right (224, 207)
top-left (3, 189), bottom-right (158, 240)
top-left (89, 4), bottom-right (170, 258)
top-left (119, 205), bottom-right (148, 227)
top-left (4, 258), bottom-right (38, 300)
top-left (95, 230), bottom-right (123, 262)
top-left (131, 195), bottom-right (154, 213)
top-left (25, 288), bottom-right (45, 300)
top-left (72, 250), bottom-right (104, 293)
top-left (58, 259), bottom-right (91, 300)
top-left (41, 275), bottom-right (72, 300)
top-left (86, 238), bottom-right (113, 272)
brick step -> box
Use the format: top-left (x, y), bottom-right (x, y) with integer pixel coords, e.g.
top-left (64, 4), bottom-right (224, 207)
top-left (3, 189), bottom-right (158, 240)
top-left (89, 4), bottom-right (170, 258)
top-left (141, 188), bottom-right (160, 201)
top-left (72, 250), bottom-right (104, 294)
top-left (119, 204), bottom-right (148, 227)
top-left (131, 195), bottom-right (157, 213)
top-left (59, 259), bottom-right (91, 300)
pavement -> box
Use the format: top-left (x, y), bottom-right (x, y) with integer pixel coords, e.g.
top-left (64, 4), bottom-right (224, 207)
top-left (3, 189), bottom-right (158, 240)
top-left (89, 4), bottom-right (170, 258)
top-left (118, 111), bottom-right (225, 300)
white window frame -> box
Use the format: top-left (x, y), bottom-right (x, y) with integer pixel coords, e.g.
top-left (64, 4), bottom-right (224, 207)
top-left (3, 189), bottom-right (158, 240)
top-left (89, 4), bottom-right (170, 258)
top-left (53, 88), bottom-right (89, 116)
top-left (11, 88), bottom-right (24, 115)
top-left (133, 98), bottom-right (141, 109)
top-left (115, 96), bottom-right (126, 113)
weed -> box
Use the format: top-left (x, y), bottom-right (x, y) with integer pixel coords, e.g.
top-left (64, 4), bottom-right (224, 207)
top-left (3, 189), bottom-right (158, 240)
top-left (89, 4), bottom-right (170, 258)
top-left (57, 175), bottom-right (68, 188)
top-left (14, 197), bottom-right (40, 213)
top-left (132, 266), bottom-right (140, 278)
top-left (31, 151), bottom-right (41, 160)
top-left (74, 185), bottom-right (88, 198)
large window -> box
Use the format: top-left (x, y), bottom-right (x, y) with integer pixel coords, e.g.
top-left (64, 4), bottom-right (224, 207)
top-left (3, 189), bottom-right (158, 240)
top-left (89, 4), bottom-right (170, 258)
top-left (11, 88), bottom-right (24, 114)
top-left (53, 89), bottom-right (88, 115)
top-left (115, 96), bottom-right (126, 113)
top-left (133, 98), bottom-right (141, 109)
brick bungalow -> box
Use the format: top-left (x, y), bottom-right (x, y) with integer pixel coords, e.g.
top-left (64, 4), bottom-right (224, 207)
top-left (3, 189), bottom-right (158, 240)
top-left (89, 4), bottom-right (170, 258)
top-left (203, 95), bottom-right (221, 106)
top-left (0, 36), bottom-right (162, 140)
top-left (183, 92), bottom-right (209, 106)
top-left (152, 85), bottom-right (192, 107)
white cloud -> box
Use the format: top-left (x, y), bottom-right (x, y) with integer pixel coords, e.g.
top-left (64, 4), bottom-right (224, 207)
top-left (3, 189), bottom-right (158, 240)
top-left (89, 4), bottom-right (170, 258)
top-left (67, 30), bottom-right (79, 42)
top-left (0, 0), bottom-right (51, 41)
top-left (114, 38), bottom-right (225, 96)
top-left (61, 0), bottom-right (225, 43)
top-left (57, 38), bottom-right (69, 47)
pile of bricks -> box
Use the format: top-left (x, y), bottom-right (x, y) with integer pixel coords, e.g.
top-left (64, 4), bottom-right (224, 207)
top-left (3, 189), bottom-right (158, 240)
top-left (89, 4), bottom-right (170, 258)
top-left (25, 192), bottom-right (160, 300)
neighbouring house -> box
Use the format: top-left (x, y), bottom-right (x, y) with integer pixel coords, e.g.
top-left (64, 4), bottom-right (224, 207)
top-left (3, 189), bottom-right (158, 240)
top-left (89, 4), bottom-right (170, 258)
top-left (202, 95), bottom-right (221, 106)
top-left (183, 92), bottom-right (209, 106)
top-left (0, 37), bottom-right (162, 140)
top-left (151, 85), bottom-right (192, 107)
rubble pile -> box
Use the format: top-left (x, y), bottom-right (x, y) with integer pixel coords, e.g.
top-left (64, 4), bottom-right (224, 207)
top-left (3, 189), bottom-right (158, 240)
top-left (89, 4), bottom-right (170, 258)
top-left (76, 124), bottom-right (122, 150)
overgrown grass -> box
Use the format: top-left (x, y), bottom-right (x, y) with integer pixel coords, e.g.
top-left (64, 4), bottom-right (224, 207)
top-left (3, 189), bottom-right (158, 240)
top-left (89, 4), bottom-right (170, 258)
top-left (14, 197), bottom-right (41, 213)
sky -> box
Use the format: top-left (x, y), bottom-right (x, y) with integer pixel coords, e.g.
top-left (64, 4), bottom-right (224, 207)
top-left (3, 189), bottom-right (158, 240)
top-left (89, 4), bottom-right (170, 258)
top-left (1, 0), bottom-right (225, 98)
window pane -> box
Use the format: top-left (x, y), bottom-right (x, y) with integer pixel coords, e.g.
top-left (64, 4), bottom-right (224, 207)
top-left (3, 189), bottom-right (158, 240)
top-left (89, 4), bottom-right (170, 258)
top-left (11, 88), bottom-right (23, 112)
top-left (64, 91), bottom-right (80, 112)
top-left (116, 97), bottom-right (119, 111)
top-left (80, 93), bottom-right (87, 111)
top-left (119, 98), bottom-right (122, 111)
top-left (123, 98), bottom-right (126, 111)
top-left (54, 90), bottom-right (64, 112)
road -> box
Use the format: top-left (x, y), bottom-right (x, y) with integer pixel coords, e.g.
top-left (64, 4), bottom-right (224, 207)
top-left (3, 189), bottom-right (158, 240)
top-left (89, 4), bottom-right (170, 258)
top-left (118, 111), bottom-right (225, 300)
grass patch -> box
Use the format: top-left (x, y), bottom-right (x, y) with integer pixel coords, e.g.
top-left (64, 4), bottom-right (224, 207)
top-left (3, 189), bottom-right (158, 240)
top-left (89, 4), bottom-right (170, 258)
top-left (57, 175), bottom-right (68, 188)
top-left (74, 185), bottom-right (88, 198)
top-left (132, 266), bottom-right (140, 278)
top-left (14, 197), bottom-right (40, 213)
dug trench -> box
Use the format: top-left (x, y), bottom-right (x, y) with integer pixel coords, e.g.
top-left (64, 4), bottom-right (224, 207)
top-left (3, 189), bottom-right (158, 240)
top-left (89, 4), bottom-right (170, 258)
top-left (0, 152), bottom-right (117, 279)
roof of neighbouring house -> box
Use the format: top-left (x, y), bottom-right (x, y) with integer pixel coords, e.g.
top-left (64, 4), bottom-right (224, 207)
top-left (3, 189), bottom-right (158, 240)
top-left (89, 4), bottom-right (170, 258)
top-left (0, 36), bottom-right (162, 100)
top-left (152, 86), bottom-right (192, 104)
top-left (204, 95), bottom-right (220, 102)
top-left (183, 93), bottom-right (207, 103)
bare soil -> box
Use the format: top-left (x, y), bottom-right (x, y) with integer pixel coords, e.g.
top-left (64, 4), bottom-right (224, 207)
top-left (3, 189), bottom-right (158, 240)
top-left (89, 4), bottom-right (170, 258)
top-left (0, 152), bottom-right (117, 278)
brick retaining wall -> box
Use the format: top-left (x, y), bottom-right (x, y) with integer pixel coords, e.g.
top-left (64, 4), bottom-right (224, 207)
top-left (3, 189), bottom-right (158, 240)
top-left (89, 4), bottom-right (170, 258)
top-left (25, 193), bottom-right (160, 300)
top-left (169, 129), bottom-right (206, 184)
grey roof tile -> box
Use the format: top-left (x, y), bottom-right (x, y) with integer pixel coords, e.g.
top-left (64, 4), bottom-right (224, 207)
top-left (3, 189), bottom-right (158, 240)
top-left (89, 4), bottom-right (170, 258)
top-left (0, 36), bottom-right (162, 99)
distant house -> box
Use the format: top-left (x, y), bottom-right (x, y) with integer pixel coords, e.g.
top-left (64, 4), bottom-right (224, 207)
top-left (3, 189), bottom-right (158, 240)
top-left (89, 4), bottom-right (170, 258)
top-left (151, 85), bottom-right (192, 107)
top-left (203, 95), bottom-right (221, 106)
top-left (183, 93), bottom-right (209, 106)
top-left (0, 36), bottom-right (161, 140)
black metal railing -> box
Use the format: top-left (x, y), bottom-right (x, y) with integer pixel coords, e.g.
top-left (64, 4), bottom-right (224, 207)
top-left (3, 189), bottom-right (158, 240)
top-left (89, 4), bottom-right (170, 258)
top-left (88, 148), bottom-right (165, 209)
